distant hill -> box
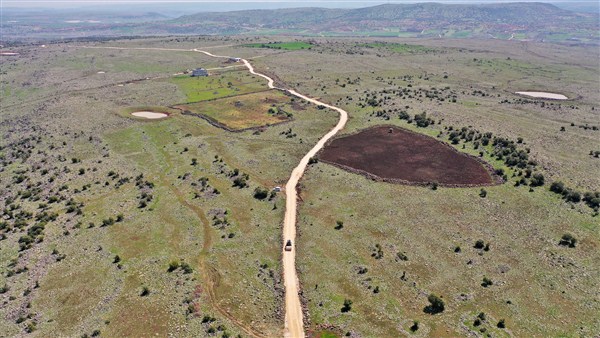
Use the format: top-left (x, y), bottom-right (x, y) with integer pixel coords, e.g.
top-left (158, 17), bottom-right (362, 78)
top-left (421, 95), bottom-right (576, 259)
top-left (3, 2), bottom-right (598, 43)
top-left (170, 3), bottom-right (597, 41)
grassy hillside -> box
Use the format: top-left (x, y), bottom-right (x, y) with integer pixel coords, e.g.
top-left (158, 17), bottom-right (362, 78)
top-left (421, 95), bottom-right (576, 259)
top-left (3, 3), bottom-right (598, 43)
top-left (0, 35), bottom-right (598, 337)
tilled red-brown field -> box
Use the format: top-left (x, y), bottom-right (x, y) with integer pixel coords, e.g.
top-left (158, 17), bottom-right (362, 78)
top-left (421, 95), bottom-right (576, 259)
top-left (319, 126), bottom-right (495, 186)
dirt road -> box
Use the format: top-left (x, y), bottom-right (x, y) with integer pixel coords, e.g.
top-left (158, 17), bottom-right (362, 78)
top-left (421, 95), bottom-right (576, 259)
top-left (279, 90), bottom-right (348, 338)
top-left (83, 45), bottom-right (349, 337)
top-left (199, 48), bottom-right (349, 338)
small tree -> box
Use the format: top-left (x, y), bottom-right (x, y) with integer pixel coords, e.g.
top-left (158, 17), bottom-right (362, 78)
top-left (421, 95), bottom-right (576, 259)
top-left (341, 299), bottom-right (353, 312)
top-left (410, 321), bottom-right (419, 332)
top-left (565, 191), bottom-right (581, 203)
top-left (233, 177), bottom-right (247, 188)
top-left (474, 240), bottom-right (485, 249)
top-left (550, 181), bottom-right (565, 194)
top-left (530, 173), bottom-right (545, 187)
top-left (481, 277), bottom-right (493, 287)
top-left (253, 187), bottom-right (269, 200)
top-left (424, 294), bottom-right (445, 314)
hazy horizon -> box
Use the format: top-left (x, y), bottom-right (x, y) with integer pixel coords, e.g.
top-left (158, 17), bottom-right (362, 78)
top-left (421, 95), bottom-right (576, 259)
top-left (3, 0), bottom-right (599, 10)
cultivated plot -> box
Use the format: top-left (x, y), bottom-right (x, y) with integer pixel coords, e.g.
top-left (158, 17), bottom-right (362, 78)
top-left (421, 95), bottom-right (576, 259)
top-left (174, 90), bottom-right (295, 131)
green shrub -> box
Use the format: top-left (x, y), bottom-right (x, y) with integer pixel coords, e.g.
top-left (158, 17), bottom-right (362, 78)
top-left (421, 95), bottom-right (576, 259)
top-left (140, 286), bottom-right (150, 297)
top-left (550, 181), bottom-right (565, 194)
top-left (410, 321), bottom-right (419, 332)
top-left (474, 240), bottom-right (485, 249)
top-left (0, 284), bottom-right (9, 294)
top-left (424, 294), bottom-right (445, 314)
top-left (396, 252), bottom-right (408, 261)
top-left (341, 299), bottom-right (353, 312)
top-left (559, 233), bottom-right (577, 248)
top-left (181, 262), bottom-right (193, 274)
top-left (168, 261), bottom-right (180, 272)
top-left (253, 187), bottom-right (269, 200)
top-left (530, 173), bottom-right (545, 187)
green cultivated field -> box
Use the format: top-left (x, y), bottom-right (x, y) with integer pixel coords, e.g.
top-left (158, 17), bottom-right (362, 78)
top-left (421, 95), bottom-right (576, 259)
top-left (169, 70), bottom-right (268, 103)
top-left (0, 36), bottom-right (598, 337)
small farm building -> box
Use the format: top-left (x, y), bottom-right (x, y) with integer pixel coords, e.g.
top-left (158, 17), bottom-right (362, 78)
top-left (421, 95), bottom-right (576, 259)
top-left (191, 68), bottom-right (208, 77)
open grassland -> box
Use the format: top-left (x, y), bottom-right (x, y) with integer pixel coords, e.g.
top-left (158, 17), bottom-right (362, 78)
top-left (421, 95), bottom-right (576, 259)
top-left (298, 163), bottom-right (599, 337)
top-left (250, 38), bottom-right (600, 190)
top-left (243, 41), bottom-right (314, 50)
top-left (359, 42), bottom-right (438, 54)
top-left (0, 39), bottom-right (338, 337)
top-left (244, 37), bottom-right (599, 336)
top-left (1, 35), bottom-right (599, 337)
top-left (175, 90), bottom-right (296, 130)
top-left (56, 48), bottom-right (218, 75)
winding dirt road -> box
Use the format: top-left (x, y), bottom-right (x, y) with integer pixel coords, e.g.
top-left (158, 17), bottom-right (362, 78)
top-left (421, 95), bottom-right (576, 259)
top-left (196, 48), bottom-right (350, 337)
top-left (279, 90), bottom-right (348, 338)
top-left (195, 49), bottom-right (349, 338)
top-left (84, 45), bottom-right (349, 337)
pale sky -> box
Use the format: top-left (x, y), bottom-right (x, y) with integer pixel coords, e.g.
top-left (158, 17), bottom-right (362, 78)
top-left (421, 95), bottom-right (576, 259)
top-left (1, 0), bottom-right (596, 9)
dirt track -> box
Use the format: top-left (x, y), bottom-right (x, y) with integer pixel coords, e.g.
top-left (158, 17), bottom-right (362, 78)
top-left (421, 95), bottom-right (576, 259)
top-left (81, 45), bottom-right (348, 338)
top-left (195, 48), bottom-right (349, 338)
top-left (278, 90), bottom-right (348, 338)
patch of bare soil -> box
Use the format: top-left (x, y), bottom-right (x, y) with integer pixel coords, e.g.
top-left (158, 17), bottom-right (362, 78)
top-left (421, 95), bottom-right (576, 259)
top-left (131, 111), bottom-right (168, 119)
top-left (319, 126), bottom-right (496, 186)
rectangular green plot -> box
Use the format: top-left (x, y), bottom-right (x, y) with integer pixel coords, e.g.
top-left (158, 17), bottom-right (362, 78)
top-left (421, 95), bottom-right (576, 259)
top-left (169, 70), bottom-right (268, 103)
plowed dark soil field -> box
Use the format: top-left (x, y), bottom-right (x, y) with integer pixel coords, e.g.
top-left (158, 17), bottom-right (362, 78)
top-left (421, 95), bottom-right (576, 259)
top-left (319, 126), bottom-right (494, 186)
